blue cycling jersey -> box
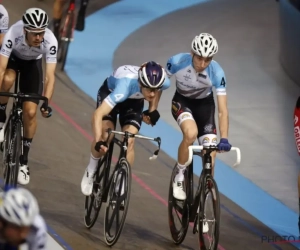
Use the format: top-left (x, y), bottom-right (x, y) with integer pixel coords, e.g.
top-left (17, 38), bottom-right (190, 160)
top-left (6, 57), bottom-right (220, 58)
top-left (104, 65), bottom-right (171, 108)
top-left (165, 53), bottom-right (227, 99)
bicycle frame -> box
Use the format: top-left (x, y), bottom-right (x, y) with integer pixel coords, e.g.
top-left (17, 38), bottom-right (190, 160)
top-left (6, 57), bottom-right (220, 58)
top-left (99, 129), bottom-right (161, 203)
top-left (0, 70), bottom-right (49, 186)
top-left (185, 146), bottom-right (241, 222)
top-left (61, 0), bottom-right (76, 41)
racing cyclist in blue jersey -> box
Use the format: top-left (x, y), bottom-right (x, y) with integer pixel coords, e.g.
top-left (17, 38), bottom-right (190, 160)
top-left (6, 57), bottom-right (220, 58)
top-left (166, 33), bottom-right (232, 202)
top-left (0, 187), bottom-right (47, 250)
top-left (81, 61), bottom-right (170, 196)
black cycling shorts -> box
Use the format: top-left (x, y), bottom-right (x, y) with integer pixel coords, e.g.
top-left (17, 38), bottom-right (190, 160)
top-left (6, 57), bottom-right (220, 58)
top-left (171, 91), bottom-right (216, 138)
top-left (96, 79), bottom-right (144, 131)
top-left (7, 53), bottom-right (43, 104)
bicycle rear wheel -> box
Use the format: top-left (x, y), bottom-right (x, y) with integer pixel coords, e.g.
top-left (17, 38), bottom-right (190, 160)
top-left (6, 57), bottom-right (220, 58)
top-left (58, 11), bottom-right (74, 71)
top-left (168, 163), bottom-right (190, 245)
top-left (84, 154), bottom-right (108, 229)
top-left (198, 175), bottom-right (220, 250)
top-left (104, 158), bottom-right (132, 246)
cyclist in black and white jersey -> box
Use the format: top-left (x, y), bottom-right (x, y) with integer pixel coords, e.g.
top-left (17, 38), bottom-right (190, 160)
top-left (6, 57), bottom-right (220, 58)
top-left (0, 187), bottom-right (47, 250)
top-left (0, 8), bottom-right (57, 185)
top-left (0, 4), bottom-right (9, 46)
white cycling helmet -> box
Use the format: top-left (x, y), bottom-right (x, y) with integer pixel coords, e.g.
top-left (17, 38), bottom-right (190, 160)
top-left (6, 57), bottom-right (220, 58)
top-left (0, 188), bottom-right (39, 227)
top-left (191, 33), bottom-right (218, 58)
top-left (22, 8), bottom-right (49, 30)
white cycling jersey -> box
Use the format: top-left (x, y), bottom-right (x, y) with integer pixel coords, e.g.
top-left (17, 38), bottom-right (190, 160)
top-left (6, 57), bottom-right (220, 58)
top-left (0, 5), bottom-right (9, 34)
top-left (26, 215), bottom-right (48, 250)
top-left (0, 214), bottom-right (47, 250)
top-left (0, 20), bottom-right (57, 63)
top-left (166, 53), bottom-right (227, 99)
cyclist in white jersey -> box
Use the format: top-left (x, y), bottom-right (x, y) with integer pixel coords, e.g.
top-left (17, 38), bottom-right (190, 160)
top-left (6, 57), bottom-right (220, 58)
top-left (0, 187), bottom-right (47, 250)
top-left (166, 33), bottom-right (232, 201)
top-left (81, 61), bottom-right (170, 196)
top-left (0, 8), bottom-right (57, 185)
top-left (0, 4), bottom-right (9, 46)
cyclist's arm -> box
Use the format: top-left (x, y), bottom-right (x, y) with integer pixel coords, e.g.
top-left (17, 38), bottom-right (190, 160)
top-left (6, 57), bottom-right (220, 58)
top-left (214, 69), bottom-right (228, 139)
top-left (217, 95), bottom-right (229, 139)
top-left (93, 80), bottom-right (130, 142)
top-left (0, 5), bottom-right (9, 46)
top-left (44, 63), bottom-right (56, 101)
top-left (44, 36), bottom-right (58, 101)
top-left (93, 101), bottom-right (113, 142)
top-left (0, 30), bottom-right (13, 89)
top-left (0, 55), bottom-right (9, 90)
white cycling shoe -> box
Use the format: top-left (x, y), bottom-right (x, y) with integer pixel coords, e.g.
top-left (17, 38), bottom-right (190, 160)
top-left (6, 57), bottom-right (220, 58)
top-left (81, 168), bottom-right (95, 196)
top-left (173, 180), bottom-right (186, 200)
top-left (18, 165), bottom-right (30, 185)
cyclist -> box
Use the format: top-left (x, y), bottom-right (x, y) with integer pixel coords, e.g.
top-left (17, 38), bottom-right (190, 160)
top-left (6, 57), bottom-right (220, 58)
top-left (81, 61), bottom-right (170, 196)
top-left (52, 0), bottom-right (90, 39)
top-left (0, 187), bottom-right (47, 249)
top-left (0, 3), bottom-right (9, 46)
top-left (166, 33), bottom-right (232, 201)
top-left (0, 8), bottom-right (56, 185)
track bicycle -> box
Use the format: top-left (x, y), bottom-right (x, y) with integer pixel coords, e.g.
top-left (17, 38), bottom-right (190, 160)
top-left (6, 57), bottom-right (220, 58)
top-left (168, 144), bottom-right (241, 250)
top-left (84, 128), bottom-right (161, 246)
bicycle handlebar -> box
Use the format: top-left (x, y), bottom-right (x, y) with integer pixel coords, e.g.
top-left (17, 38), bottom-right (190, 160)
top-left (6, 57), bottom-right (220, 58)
top-left (185, 145), bottom-right (241, 168)
top-left (106, 129), bottom-right (161, 161)
top-left (0, 92), bottom-right (49, 107)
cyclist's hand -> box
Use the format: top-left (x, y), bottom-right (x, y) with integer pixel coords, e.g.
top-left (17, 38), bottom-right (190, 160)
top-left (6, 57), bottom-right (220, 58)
top-left (143, 109), bottom-right (160, 126)
top-left (94, 141), bottom-right (108, 153)
top-left (40, 102), bottom-right (52, 118)
top-left (217, 138), bottom-right (232, 152)
top-left (142, 114), bottom-right (151, 125)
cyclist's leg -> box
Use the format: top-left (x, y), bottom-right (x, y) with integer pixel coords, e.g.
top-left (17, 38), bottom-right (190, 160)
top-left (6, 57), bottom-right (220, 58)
top-left (52, 0), bottom-right (66, 39)
top-left (114, 98), bottom-right (143, 197)
top-left (75, 0), bottom-right (90, 31)
top-left (171, 92), bottom-right (198, 200)
top-left (0, 54), bottom-right (18, 141)
top-left (119, 98), bottom-right (143, 166)
top-left (195, 93), bottom-right (217, 176)
top-left (17, 58), bottom-right (43, 185)
top-left (81, 80), bottom-right (117, 196)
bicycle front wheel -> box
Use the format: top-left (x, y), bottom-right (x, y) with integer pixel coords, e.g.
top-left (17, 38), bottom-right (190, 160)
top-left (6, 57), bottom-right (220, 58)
top-left (104, 158), bottom-right (132, 246)
top-left (84, 155), bottom-right (107, 229)
top-left (168, 163), bottom-right (189, 245)
top-left (2, 117), bottom-right (12, 184)
top-left (7, 122), bottom-right (22, 187)
top-left (198, 175), bottom-right (220, 250)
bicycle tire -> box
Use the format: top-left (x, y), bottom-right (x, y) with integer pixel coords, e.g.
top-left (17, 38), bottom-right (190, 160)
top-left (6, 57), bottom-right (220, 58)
top-left (8, 122), bottom-right (22, 187)
top-left (168, 163), bottom-right (190, 245)
top-left (58, 11), bottom-right (74, 71)
top-left (2, 116), bottom-right (12, 185)
top-left (104, 157), bottom-right (132, 246)
top-left (198, 175), bottom-right (220, 250)
top-left (84, 154), bottom-right (108, 229)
